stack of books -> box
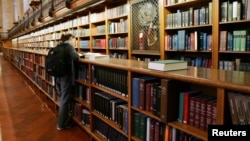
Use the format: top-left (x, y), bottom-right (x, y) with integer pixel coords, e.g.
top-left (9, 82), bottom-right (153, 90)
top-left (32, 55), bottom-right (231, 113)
top-left (147, 60), bottom-right (188, 71)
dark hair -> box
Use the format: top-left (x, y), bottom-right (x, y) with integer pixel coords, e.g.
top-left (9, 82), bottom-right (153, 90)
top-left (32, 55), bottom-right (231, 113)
top-left (60, 33), bottom-right (75, 42)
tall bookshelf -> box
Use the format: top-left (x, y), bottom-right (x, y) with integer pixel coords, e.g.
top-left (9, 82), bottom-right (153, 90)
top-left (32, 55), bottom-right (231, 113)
top-left (3, 0), bottom-right (250, 140)
top-left (3, 47), bottom-right (250, 141)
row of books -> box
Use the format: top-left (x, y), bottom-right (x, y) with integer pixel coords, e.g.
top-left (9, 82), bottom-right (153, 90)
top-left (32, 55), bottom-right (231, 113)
top-left (94, 25), bottom-right (106, 35)
top-left (79, 40), bottom-right (89, 48)
top-left (77, 64), bottom-right (90, 82)
top-left (133, 112), bottom-right (165, 141)
top-left (166, 3), bottom-right (212, 28)
top-left (71, 102), bottom-right (90, 126)
top-left (74, 83), bottom-right (90, 103)
top-left (173, 57), bottom-right (212, 68)
top-left (165, 126), bottom-right (203, 141)
top-left (108, 19), bottom-right (128, 33)
top-left (219, 59), bottom-right (250, 71)
top-left (221, 0), bottom-right (250, 22)
top-left (220, 30), bottom-right (250, 51)
top-left (165, 31), bottom-right (212, 51)
top-left (227, 91), bottom-right (250, 125)
top-left (93, 91), bottom-right (128, 133)
top-left (177, 90), bottom-right (217, 131)
top-left (108, 37), bottom-right (128, 49)
top-left (35, 76), bottom-right (58, 101)
top-left (72, 28), bottom-right (90, 37)
top-left (93, 117), bottom-right (127, 141)
top-left (109, 52), bottom-right (128, 59)
top-left (92, 39), bottom-right (106, 48)
top-left (93, 66), bottom-right (128, 96)
top-left (90, 11), bottom-right (106, 23)
top-left (132, 77), bottom-right (188, 122)
top-left (107, 3), bottom-right (128, 19)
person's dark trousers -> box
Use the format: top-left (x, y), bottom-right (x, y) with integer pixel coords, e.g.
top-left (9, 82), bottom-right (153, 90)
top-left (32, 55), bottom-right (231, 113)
top-left (56, 74), bottom-right (72, 128)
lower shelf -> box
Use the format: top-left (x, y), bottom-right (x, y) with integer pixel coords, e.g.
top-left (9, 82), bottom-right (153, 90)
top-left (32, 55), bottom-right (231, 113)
top-left (168, 121), bottom-right (208, 141)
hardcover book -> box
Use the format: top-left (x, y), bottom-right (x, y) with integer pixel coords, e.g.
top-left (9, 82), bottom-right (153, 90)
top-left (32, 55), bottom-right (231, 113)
top-left (148, 60), bottom-right (188, 71)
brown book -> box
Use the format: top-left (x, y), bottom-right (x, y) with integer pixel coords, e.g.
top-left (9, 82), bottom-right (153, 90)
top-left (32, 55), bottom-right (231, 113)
top-left (242, 95), bottom-right (250, 125)
top-left (234, 93), bottom-right (247, 125)
top-left (154, 121), bottom-right (160, 141)
top-left (211, 100), bottom-right (217, 125)
top-left (206, 99), bottom-right (217, 130)
top-left (139, 77), bottom-right (159, 110)
top-left (199, 96), bottom-right (216, 130)
top-left (145, 83), bottom-right (153, 112)
top-left (149, 118), bottom-right (155, 141)
top-left (160, 79), bottom-right (187, 123)
top-left (164, 125), bottom-right (170, 141)
top-left (189, 94), bottom-right (203, 126)
top-left (227, 91), bottom-right (239, 124)
top-left (194, 95), bottom-right (211, 128)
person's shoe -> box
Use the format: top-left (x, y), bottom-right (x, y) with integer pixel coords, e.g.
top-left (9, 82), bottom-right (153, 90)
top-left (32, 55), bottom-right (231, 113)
top-left (56, 124), bottom-right (73, 131)
top-left (57, 126), bottom-right (64, 131)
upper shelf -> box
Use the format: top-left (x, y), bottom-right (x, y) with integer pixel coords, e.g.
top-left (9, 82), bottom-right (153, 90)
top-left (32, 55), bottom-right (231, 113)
top-left (78, 58), bottom-right (250, 93)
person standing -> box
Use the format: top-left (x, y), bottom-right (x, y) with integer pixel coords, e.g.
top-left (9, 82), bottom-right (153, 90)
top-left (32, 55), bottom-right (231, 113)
top-left (56, 33), bottom-right (79, 130)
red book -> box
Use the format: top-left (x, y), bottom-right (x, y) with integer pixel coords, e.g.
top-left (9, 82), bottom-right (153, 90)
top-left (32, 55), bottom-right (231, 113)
top-left (145, 83), bottom-right (153, 112)
top-left (100, 39), bottom-right (106, 48)
top-left (154, 121), bottom-right (160, 141)
top-left (194, 95), bottom-right (209, 128)
top-left (190, 32), bottom-right (195, 50)
top-left (183, 90), bottom-right (200, 124)
top-left (206, 99), bottom-right (217, 130)
top-left (199, 96), bottom-right (216, 130)
top-left (211, 100), bottom-right (217, 125)
top-left (189, 94), bottom-right (203, 126)
top-left (149, 119), bottom-right (155, 141)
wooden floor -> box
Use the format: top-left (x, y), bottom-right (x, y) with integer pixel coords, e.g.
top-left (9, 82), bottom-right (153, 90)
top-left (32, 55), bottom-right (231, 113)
top-left (0, 52), bottom-right (90, 141)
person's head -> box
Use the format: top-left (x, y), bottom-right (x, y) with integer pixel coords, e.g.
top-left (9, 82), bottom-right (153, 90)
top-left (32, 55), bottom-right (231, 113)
top-left (61, 33), bottom-right (76, 45)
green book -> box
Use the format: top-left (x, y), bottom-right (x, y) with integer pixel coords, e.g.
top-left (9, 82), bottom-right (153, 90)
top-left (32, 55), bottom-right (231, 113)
top-left (134, 112), bottom-right (141, 137)
top-left (177, 92), bottom-right (184, 123)
top-left (240, 30), bottom-right (247, 51)
top-left (233, 30), bottom-right (240, 51)
top-left (139, 114), bottom-right (147, 141)
top-left (148, 60), bottom-right (187, 71)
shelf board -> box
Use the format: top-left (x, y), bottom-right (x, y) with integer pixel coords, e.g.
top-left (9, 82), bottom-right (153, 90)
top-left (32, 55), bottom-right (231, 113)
top-left (219, 51), bottom-right (250, 54)
top-left (168, 121), bottom-right (208, 141)
top-left (131, 50), bottom-right (160, 55)
top-left (165, 50), bottom-right (212, 53)
top-left (107, 14), bottom-right (128, 21)
top-left (131, 107), bottom-right (162, 122)
top-left (165, 0), bottom-right (210, 9)
top-left (165, 24), bottom-right (212, 30)
top-left (108, 32), bottom-right (128, 35)
top-left (219, 20), bottom-right (250, 25)
top-left (91, 84), bottom-right (128, 101)
top-left (108, 47), bottom-right (128, 50)
top-left (74, 97), bottom-right (91, 109)
top-left (92, 111), bottom-right (128, 137)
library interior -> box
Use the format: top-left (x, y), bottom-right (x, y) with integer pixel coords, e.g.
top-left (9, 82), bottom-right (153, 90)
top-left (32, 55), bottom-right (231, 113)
top-left (0, 0), bottom-right (250, 141)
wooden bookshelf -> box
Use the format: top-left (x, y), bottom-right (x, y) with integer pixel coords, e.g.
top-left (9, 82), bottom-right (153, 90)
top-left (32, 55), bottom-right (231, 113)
top-left (3, 46), bottom-right (250, 140)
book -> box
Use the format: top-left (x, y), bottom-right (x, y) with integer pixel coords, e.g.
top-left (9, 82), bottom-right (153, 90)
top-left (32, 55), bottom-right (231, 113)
top-left (160, 79), bottom-right (188, 123)
top-left (86, 54), bottom-right (110, 61)
top-left (183, 90), bottom-right (201, 124)
top-left (80, 52), bottom-right (109, 60)
top-left (227, 91), bottom-right (239, 125)
top-left (148, 60), bottom-right (188, 71)
top-left (139, 76), bottom-right (159, 110)
top-left (132, 77), bottom-right (140, 108)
